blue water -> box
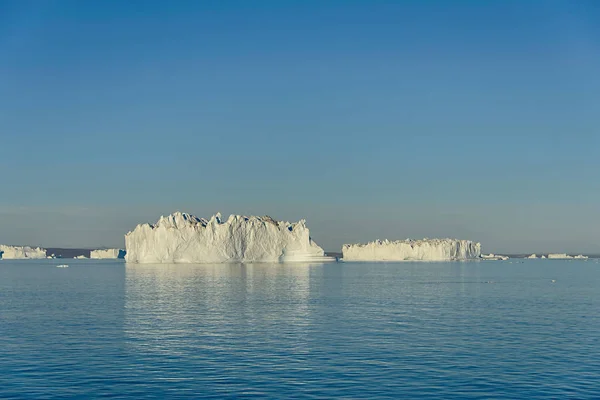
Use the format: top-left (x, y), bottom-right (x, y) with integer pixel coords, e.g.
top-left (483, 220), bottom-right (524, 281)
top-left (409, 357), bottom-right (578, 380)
top-left (1, 259), bottom-right (599, 399)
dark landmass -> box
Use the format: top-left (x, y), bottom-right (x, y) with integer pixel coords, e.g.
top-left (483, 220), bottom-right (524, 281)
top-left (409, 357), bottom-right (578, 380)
top-left (38, 249), bottom-right (600, 260)
top-left (46, 248), bottom-right (91, 259)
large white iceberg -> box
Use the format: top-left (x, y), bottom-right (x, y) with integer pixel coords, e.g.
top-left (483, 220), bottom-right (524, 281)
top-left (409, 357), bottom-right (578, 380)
top-left (125, 212), bottom-right (332, 263)
top-left (90, 249), bottom-right (126, 259)
top-left (342, 238), bottom-right (481, 261)
top-left (0, 245), bottom-right (47, 259)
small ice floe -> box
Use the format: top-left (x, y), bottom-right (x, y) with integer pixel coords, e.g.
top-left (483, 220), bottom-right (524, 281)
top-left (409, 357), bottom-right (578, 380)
top-left (551, 279), bottom-right (556, 283)
top-left (480, 253), bottom-right (509, 261)
top-left (56, 264), bottom-right (69, 268)
top-left (485, 280), bottom-right (495, 284)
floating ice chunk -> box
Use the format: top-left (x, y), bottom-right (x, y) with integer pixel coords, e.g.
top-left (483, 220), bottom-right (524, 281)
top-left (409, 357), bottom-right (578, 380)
top-left (342, 238), bottom-right (481, 261)
top-left (125, 212), bottom-right (333, 264)
top-left (527, 254), bottom-right (537, 259)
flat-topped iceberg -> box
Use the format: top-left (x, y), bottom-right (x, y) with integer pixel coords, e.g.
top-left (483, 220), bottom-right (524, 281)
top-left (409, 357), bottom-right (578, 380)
top-left (125, 212), bottom-right (332, 263)
top-left (342, 238), bottom-right (481, 261)
top-left (0, 245), bottom-right (47, 259)
top-left (546, 253), bottom-right (587, 259)
top-left (90, 249), bottom-right (126, 259)
top-left (547, 253), bottom-right (572, 259)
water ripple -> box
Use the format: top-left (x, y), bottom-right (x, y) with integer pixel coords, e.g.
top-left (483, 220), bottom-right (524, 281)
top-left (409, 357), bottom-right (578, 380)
top-left (0, 259), bottom-right (599, 398)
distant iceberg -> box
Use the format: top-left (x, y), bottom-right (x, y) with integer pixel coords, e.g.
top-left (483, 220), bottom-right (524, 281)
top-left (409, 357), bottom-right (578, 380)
top-left (547, 253), bottom-right (572, 259)
top-left (545, 253), bottom-right (588, 260)
top-left (527, 254), bottom-right (538, 259)
top-left (0, 245), bottom-right (47, 260)
top-left (480, 253), bottom-right (509, 261)
top-left (90, 249), bottom-right (126, 259)
top-left (342, 238), bottom-right (481, 261)
top-left (125, 212), bottom-right (333, 263)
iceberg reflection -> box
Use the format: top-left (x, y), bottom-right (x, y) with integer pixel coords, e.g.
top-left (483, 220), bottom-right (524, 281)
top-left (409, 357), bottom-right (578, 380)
top-left (124, 263), bottom-right (324, 356)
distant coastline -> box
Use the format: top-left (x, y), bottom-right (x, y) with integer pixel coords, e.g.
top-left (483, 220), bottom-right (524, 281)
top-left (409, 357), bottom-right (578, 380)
top-left (45, 248), bottom-right (91, 259)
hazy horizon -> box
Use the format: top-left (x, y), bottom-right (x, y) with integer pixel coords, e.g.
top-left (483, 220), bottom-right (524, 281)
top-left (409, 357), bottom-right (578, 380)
top-left (1, 1), bottom-right (599, 254)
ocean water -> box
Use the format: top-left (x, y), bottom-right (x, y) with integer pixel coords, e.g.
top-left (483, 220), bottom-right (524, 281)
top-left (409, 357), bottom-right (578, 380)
top-left (1, 259), bottom-right (599, 399)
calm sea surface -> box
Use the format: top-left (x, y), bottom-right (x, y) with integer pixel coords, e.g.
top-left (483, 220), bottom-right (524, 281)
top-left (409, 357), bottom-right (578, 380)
top-left (1, 259), bottom-right (599, 399)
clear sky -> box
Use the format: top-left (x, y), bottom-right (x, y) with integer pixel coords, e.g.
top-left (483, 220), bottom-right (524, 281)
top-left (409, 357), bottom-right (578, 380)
top-left (1, 0), bottom-right (599, 253)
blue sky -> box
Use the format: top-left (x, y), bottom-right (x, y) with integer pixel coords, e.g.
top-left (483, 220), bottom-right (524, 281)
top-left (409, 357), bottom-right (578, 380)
top-left (1, 0), bottom-right (599, 253)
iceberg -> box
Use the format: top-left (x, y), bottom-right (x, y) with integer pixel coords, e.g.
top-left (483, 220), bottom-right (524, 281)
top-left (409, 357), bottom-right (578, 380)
top-left (125, 212), bottom-right (333, 264)
top-left (547, 253), bottom-right (573, 259)
top-left (480, 253), bottom-right (509, 261)
top-left (546, 253), bottom-right (587, 259)
top-left (527, 254), bottom-right (538, 259)
top-left (74, 255), bottom-right (87, 259)
top-left (90, 249), bottom-right (126, 259)
top-left (342, 238), bottom-right (481, 261)
top-left (0, 245), bottom-right (47, 260)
